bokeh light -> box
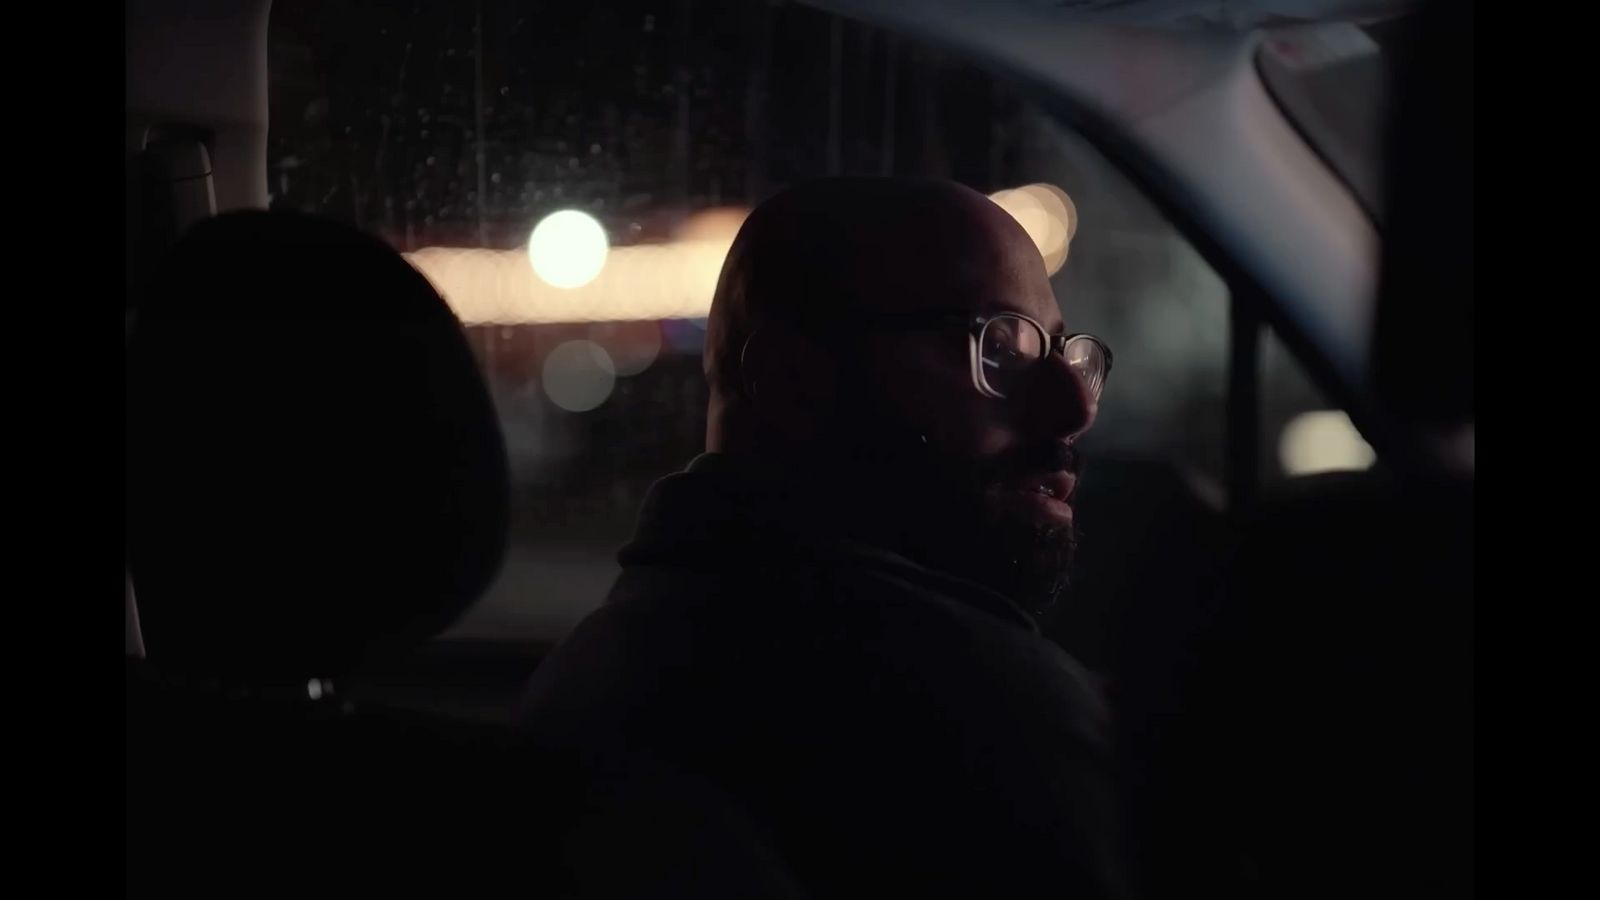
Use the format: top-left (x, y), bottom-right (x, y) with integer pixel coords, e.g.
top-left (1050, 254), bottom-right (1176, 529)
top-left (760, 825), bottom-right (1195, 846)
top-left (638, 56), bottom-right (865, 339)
top-left (405, 186), bottom-right (1068, 325)
top-left (1279, 410), bottom-right (1377, 475)
top-left (1020, 183), bottom-right (1076, 273)
top-left (661, 318), bottom-right (708, 354)
top-left (542, 340), bottom-right (617, 412)
top-left (989, 183), bottom-right (1076, 276)
top-left (588, 320), bottom-right (662, 376)
top-left (674, 207), bottom-right (749, 243)
top-left (528, 209), bottom-right (609, 289)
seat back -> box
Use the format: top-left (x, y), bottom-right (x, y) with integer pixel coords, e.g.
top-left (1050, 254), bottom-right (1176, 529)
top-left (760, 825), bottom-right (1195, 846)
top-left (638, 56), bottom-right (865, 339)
top-left (126, 210), bottom-right (509, 680)
top-left (125, 211), bottom-right (530, 892)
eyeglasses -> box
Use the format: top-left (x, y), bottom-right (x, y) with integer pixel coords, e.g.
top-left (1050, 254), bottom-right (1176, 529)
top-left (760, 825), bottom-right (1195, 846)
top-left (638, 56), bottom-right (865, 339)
top-left (862, 311), bottom-right (1113, 403)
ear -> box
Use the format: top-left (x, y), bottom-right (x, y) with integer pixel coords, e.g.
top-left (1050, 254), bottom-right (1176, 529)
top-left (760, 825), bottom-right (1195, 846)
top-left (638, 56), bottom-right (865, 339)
top-left (740, 324), bottom-right (842, 442)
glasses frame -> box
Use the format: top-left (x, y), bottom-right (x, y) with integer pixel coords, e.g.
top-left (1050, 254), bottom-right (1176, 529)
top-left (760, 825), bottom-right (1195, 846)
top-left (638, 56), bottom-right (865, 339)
top-left (859, 311), bottom-right (1113, 401)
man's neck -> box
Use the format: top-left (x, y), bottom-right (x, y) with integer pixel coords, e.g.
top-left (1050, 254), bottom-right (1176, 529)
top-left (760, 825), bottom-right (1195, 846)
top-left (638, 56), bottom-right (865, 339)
top-left (692, 449), bottom-right (1001, 584)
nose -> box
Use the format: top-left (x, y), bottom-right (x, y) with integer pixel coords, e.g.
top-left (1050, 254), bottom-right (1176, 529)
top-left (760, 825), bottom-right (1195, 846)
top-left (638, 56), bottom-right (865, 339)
top-left (1025, 352), bottom-right (1096, 440)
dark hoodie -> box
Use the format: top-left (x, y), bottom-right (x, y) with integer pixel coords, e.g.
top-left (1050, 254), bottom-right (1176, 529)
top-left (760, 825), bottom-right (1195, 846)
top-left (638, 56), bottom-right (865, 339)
top-left (520, 453), bottom-right (1126, 899)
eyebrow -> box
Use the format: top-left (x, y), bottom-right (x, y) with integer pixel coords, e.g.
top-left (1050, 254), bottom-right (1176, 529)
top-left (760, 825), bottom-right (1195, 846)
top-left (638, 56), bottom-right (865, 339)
top-left (981, 303), bottom-right (1067, 334)
top-left (860, 307), bottom-right (1069, 335)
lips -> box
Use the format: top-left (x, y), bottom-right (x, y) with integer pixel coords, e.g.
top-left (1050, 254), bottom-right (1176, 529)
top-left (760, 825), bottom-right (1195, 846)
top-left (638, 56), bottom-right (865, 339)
top-left (992, 470), bottom-right (1077, 526)
top-left (1030, 471), bottom-right (1077, 504)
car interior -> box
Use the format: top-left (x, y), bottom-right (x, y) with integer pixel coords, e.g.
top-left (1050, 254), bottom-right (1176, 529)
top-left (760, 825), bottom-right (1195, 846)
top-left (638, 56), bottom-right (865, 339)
top-left (126, 0), bottom-right (1472, 895)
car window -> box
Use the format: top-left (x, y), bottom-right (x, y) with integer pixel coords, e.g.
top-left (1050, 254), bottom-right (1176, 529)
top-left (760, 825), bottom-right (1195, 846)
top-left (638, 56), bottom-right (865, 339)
top-left (268, 0), bottom-right (1246, 644)
top-left (1261, 327), bottom-right (1374, 482)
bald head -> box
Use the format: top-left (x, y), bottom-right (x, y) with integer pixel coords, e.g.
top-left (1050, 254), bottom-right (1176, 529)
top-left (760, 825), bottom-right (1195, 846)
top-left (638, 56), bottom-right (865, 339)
top-left (698, 176), bottom-right (1097, 615)
top-left (705, 177), bottom-right (1049, 407)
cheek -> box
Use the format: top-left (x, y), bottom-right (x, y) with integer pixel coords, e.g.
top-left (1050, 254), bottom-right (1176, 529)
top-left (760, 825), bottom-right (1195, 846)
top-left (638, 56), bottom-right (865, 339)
top-left (871, 346), bottom-right (1020, 460)
top-left (934, 403), bottom-right (1020, 461)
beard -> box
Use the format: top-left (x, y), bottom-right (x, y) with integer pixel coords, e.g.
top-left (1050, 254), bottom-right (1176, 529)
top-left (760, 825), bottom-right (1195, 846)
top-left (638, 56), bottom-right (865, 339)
top-left (824, 404), bottom-right (1081, 619)
top-left (962, 444), bottom-right (1082, 619)
top-left (973, 490), bottom-right (1078, 619)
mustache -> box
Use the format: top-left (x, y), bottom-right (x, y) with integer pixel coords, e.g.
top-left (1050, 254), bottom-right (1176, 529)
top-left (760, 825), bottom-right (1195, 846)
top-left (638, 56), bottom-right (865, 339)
top-left (843, 417), bottom-right (1081, 492)
top-left (972, 440), bottom-right (1080, 484)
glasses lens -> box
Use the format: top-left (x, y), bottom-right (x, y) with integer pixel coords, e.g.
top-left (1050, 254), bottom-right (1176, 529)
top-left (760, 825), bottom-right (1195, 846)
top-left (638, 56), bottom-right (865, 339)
top-left (1064, 335), bottom-right (1107, 400)
top-left (978, 315), bottom-right (1046, 397)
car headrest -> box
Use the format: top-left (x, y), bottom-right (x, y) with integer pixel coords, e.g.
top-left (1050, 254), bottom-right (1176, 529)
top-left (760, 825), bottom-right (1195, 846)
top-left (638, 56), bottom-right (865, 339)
top-left (126, 211), bottom-right (509, 680)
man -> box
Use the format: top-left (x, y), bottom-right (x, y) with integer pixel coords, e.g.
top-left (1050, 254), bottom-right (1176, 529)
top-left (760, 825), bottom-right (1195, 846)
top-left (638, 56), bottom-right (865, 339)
top-left (522, 178), bottom-right (1123, 898)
